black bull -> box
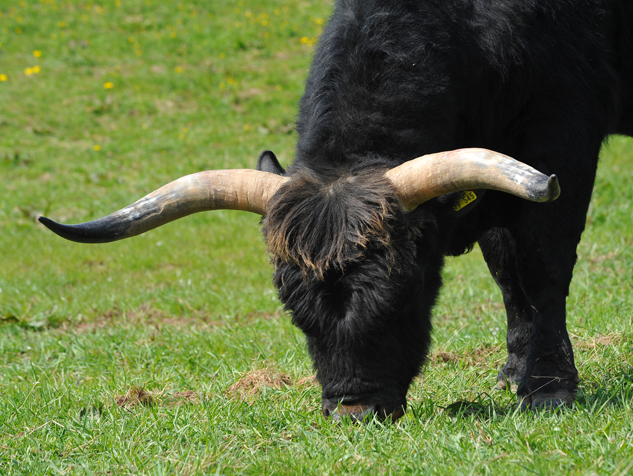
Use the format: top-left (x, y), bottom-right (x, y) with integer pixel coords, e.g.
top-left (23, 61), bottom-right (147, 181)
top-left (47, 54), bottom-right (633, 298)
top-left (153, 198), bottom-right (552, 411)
top-left (40, 1), bottom-right (633, 421)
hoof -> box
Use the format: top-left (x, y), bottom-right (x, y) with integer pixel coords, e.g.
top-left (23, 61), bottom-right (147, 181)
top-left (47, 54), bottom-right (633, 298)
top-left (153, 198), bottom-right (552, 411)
top-left (496, 361), bottom-right (524, 392)
top-left (518, 390), bottom-right (574, 411)
top-left (495, 378), bottom-right (518, 392)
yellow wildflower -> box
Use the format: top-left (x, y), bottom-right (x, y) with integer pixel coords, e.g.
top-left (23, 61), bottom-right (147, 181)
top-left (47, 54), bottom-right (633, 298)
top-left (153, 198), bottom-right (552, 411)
top-left (175, 66), bottom-right (183, 73)
top-left (93, 145), bottom-right (101, 151)
top-left (33, 66), bottom-right (41, 73)
top-left (25, 68), bottom-right (33, 75)
top-left (104, 81), bottom-right (114, 89)
top-left (0, 74), bottom-right (7, 81)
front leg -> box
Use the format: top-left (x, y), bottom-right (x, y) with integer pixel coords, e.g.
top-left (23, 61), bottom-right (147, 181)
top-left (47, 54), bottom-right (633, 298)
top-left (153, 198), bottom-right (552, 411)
top-left (508, 149), bottom-right (597, 408)
top-left (479, 228), bottom-right (533, 391)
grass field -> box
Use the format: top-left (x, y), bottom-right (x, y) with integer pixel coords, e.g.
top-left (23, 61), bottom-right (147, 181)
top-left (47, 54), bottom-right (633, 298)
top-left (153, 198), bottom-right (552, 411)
top-left (1, 1), bottom-right (632, 474)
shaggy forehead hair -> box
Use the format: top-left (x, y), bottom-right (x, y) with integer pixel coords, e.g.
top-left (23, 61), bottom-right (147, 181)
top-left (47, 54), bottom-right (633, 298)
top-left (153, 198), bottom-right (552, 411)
top-left (263, 168), bottom-right (402, 279)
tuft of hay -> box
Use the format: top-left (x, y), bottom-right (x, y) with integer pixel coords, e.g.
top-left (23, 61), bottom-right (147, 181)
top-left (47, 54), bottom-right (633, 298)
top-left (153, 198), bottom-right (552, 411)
top-left (226, 368), bottom-right (292, 403)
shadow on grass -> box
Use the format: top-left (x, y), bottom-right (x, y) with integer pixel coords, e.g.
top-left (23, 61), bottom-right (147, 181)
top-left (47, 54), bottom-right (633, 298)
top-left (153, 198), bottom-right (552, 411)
top-left (433, 365), bottom-right (633, 421)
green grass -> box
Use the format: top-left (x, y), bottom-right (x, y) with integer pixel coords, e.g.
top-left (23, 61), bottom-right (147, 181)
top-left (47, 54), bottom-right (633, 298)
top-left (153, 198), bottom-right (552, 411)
top-left (1, 1), bottom-right (633, 474)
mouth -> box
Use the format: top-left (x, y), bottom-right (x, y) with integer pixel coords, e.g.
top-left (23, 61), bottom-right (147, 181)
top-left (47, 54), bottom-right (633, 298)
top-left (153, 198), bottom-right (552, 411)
top-left (322, 399), bottom-right (406, 422)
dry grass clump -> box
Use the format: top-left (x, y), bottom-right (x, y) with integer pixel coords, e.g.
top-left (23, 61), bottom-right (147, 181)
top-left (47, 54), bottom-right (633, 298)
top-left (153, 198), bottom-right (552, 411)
top-left (573, 333), bottom-right (624, 351)
top-left (225, 368), bottom-right (293, 402)
top-left (114, 387), bottom-right (202, 408)
top-left (115, 386), bottom-right (155, 408)
top-left (296, 375), bottom-right (319, 387)
top-left (432, 344), bottom-right (503, 368)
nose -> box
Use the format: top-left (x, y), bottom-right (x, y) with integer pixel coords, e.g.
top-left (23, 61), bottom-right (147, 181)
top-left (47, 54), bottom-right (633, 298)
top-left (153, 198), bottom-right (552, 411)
top-left (322, 401), bottom-right (405, 422)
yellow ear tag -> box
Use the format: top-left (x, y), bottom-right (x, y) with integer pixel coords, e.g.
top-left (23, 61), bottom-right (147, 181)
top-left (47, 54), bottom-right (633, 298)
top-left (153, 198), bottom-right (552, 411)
top-left (452, 191), bottom-right (478, 212)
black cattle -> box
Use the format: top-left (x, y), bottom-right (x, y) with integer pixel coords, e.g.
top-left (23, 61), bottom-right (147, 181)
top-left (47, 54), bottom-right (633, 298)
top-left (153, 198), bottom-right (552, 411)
top-left (41, 0), bottom-right (633, 422)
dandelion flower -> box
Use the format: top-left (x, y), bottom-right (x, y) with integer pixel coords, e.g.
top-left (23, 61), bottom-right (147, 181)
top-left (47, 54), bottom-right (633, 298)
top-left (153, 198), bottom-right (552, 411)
top-left (33, 50), bottom-right (42, 58)
top-left (104, 81), bottom-right (114, 89)
top-left (175, 66), bottom-right (183, 73)
top-left (33, 66), bottom-right (41, 73)
top-left (94, 145), bottom-right (101, 151)
top-left (0, 74), bottom-right (7, 81)
top-left (25, 68), bottom-right (33, 75)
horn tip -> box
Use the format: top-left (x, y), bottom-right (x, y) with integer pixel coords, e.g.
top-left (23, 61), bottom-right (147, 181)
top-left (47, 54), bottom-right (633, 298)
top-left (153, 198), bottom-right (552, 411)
top-left (545, 174), bottom-right (561, 202)
top-left (528, 174), bottom-right (561, 203)
top-left (38, 216), bottom-right (80, 242)
top-left (38, 216), bottom-right (119, 244)
top-left (38, 215), bottom-right (61, 232)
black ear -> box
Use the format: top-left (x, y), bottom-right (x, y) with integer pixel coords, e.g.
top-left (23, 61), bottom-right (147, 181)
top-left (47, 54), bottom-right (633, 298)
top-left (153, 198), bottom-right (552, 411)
top-left (256, 150), bottom-right (286, 175)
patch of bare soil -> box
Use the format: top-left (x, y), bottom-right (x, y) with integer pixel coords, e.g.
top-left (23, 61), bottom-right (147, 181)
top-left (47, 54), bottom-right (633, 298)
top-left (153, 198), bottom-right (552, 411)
top-left (432, 344), bottom-right (503, 368)
top-left (225, 369), bottom-right (293, 403)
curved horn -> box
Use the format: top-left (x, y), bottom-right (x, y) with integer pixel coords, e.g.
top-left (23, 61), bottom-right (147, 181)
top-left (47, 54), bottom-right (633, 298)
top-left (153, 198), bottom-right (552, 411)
top-left (385, 148), bottom-right (560, 211)
top-left (39, 169), bottom-right (289, 243)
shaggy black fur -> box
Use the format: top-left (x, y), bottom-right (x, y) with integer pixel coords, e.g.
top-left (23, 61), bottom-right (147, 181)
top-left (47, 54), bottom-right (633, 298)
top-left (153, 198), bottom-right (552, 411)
top-left (261, 0), bottom-right (633, 416)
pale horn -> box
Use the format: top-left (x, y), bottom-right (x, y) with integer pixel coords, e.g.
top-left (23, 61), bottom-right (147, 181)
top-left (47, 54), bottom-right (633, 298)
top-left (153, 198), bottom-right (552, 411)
top-left (39, 169), bottom-right (289, 243)
top-left (385, 148), bottom-right (560, 211)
